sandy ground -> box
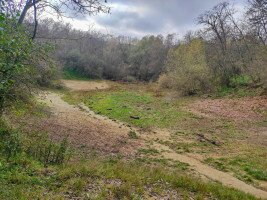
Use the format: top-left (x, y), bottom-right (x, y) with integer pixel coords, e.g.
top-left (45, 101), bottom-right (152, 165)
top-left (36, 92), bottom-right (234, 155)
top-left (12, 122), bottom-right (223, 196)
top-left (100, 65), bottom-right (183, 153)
top-left (62, 80), bottom-right (110, 91)
top-left (30, 80), bottom-right (267, 199)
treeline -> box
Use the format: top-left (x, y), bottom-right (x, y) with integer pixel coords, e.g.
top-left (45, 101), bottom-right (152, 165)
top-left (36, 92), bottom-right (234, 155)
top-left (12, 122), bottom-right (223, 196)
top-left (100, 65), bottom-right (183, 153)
top-left (36, 20), bottom-right (174, 82)
top-left (161, 1), bottom-right (267, 95)
top-left (35, 0), bottom-right (266, 95)
top-left (0, 0), bottom-right (109, 116)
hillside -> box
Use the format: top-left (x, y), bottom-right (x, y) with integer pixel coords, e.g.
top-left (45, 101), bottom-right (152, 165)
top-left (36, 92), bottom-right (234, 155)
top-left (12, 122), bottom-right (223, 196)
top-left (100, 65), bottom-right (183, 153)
top-left (2, 79), bottom-right (266, 199)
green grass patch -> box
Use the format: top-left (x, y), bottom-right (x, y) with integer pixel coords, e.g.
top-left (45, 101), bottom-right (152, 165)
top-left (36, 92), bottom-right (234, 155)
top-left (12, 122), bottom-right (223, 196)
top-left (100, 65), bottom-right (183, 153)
top-left (0, 120), bottom-right (69, 199)
top-left (214, 75), bottom-right (264, 97)
top-left (230, 75), bottom-right (252, 87)
top-left (138, 148), bottom-right (160, 155)
top-left (205, 154), bottom-right (267, 183)
top-left (9, 100), bottom-right (48, 118)
top-left (64, 90), bottom-right (192, 129)
top-left (0, 118), bottom-right (260, 199)
top-left (62, 68), bottom-right (91, 80)
top-left (49, 157), bottom-right (259, 199)
top-left (215, 86), bottom-right (262, 98)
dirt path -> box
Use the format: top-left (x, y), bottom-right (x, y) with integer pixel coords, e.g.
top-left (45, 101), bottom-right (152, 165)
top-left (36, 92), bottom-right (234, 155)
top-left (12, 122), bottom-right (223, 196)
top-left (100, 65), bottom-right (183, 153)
top-left (38, 92), bottom-right (141, 155)
top-left (152, 143), bottom-right (267, 199)
top-left (62, 80), bottom-right (110, 91)
top-left (39, 80), bottom-right (267, 199)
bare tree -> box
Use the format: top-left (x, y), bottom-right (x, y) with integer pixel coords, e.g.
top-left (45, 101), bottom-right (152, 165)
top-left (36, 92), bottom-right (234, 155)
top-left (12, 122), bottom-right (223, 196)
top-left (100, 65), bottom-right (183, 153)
top-left (198, 2), bottom-right (234, 53)
top-left (1, 0), bottom-right (109, 39)
top-left (17, 0), bottom-right (110, 24)
top-left (246, 0), bottom-right (267, 44)
top-left (197, 2), bottom-right (250, 86)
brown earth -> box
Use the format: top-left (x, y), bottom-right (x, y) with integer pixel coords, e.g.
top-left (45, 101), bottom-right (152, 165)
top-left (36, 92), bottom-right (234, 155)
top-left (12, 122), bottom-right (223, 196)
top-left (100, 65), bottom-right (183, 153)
top-left (188, 96), bottom-right (267, 122)
top-left (35, 92), bottom-right (142, 156)
top-left (62, 80), bottom-right (110, 91)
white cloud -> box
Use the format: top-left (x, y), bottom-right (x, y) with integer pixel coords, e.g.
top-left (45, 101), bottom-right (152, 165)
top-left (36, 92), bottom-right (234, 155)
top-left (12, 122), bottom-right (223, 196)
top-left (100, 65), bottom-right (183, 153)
top-left (42, 0), bottom-right (247, 38)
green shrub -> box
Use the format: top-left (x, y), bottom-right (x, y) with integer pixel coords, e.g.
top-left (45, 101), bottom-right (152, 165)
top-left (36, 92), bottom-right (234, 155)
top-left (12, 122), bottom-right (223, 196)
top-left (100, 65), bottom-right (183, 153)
top-left (164, 39), bottom-right (213, 95)
top-left (0, 14), bottom-right (55, 115)
top-left (0, 120), bottom-right (69, 166)
top-left (230, 75), bottom-right (252, 87)
top-left (122, 75), bottom-right (137, 83)
top-left (25, 133), bottom-right (69, 166)
top-left (0, 127), bottom-right (22, 161)
top-left (62, 67), bottom-right (91, 80)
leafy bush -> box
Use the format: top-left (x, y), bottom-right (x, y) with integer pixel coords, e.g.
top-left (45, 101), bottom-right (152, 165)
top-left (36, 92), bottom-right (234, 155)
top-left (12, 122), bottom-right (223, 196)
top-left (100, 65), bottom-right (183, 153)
top-left (0, 126), bottom-right (22, 161)
top-left (62, 67), bottom-right (91, 80)
top-left (24, 133), bottom-right (69, 166)
top-left (230, 75), bottom-right (252, 87)
top-left (63, 50), bottom-right (104, 79)
top-left (122, 75), bottom-right (136, 83)
top-left (0, 119), bottom-right (69, 166)
top-left (164, 39), bottom-right (213, 95)
top-left (0, 14), bottom-right (55, 115)
top-left (0, 15), bottom-right (33, 114)
top-left (158, 73), bottom-right (174, 89)
top-left (129, 35), bottom-right (167, 81)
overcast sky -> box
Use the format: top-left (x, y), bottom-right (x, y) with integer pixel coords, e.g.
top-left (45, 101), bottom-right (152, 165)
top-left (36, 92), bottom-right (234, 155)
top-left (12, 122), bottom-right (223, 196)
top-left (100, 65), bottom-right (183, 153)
top-left (62, 0), bottom-right (247, 38)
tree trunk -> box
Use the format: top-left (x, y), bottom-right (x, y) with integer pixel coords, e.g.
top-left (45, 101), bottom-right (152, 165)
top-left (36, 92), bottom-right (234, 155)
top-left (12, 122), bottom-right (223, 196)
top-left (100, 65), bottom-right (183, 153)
top-left (17, 1), bottom-right (32, 25)
top-left (31, 0), bottom-right (38, 39)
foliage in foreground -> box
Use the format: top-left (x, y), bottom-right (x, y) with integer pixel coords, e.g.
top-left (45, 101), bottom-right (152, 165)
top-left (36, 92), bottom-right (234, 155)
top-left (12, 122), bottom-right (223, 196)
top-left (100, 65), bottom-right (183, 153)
top-left (0, 13), bottom-right (56, 116)
top-left (0, 14), bottom-right (33, 115)
top-left (0, 119), bottom-right (69, 166)
top-left (0, 119), bottom-right (259, 199)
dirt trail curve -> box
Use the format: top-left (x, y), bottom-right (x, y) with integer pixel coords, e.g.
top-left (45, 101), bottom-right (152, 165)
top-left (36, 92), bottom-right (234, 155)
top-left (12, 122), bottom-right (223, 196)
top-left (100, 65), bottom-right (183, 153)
top-left (152, 143), bottom-right (267, 199)
top-left (36, 80), bottom-right (144, 155)
top-left (41, 80), bottom-right (267, 199)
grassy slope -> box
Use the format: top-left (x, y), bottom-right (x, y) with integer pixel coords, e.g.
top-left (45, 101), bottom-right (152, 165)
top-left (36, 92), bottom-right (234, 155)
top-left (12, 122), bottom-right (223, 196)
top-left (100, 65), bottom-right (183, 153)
top-left (63, 82), bottom-right (267, 187)
top-left (63, 87), bottom-right (193, 129)
top-left (0, 153), bottom-right (259, 200)
top-left (205, 149), bottom-right (267, 183)
top-left (0, 99), bottom-right (260, 199)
